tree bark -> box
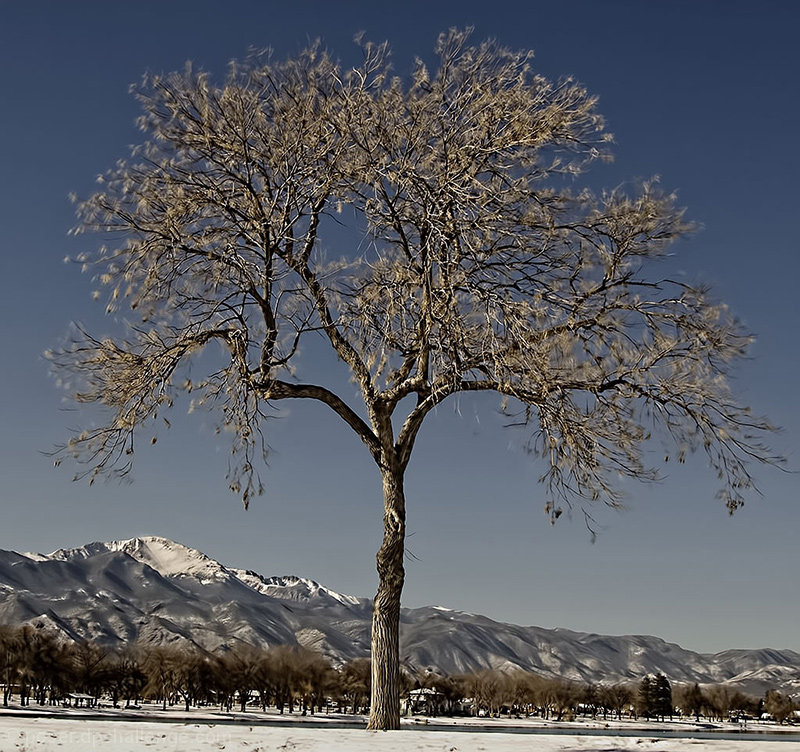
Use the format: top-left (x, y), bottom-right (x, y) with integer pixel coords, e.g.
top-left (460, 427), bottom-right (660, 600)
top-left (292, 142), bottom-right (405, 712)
top-left (366, 462), bottom-right (406, 730)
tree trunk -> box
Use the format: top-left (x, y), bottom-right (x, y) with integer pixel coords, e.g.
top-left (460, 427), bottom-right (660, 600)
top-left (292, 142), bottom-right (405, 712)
top-left (367, 463), bottom-right (406, 730)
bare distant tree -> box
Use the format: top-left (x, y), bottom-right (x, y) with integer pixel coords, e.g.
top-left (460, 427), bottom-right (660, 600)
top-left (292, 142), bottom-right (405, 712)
top-left (604, 682), bottom-right (634, 720)
top-left (107, 646), bottom-right (147, 709)
top-left (0, 626), bottom-right (19, 707)
top-left (704, 682), bottom-right (730, 721)
top-left (295, 647), bottom-right (334, 715)
top-left (71, 639), bottom-right (109, 699)
top-left (169, 647), bottom-right (208, 712)
top-left (549, 679), bottom-right (581, 721)
top-left (764, 689), bottom-right (794, 723)
top-left (340, 658), bottom-right (371, 715)
top-left (142, 645), bottom-right (183, 710)
top-left (465, 669), bottom-right (504, 716)
top-left (268, 644), bottom-right (309, 714)
top-left (673, 682), bottom-right (705, 721)
top-left (30, 630), bottom-right (73, 706)
top-left (220, 644), bottom-right (261, 712)
top-left (249, 647), bottom-right (276, 712)
top-left (50, 29), bottom-right (778, 728)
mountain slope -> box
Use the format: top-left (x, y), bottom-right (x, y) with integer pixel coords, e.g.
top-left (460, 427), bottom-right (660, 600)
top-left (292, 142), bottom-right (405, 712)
top-left (2, 536), bottom-right (797, 695)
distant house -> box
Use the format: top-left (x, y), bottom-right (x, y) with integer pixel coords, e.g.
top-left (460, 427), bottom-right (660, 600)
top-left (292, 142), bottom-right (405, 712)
top-left (66, 693), bottom-right (97, 708)
top-left (403, 687), bottom-right (448, 716)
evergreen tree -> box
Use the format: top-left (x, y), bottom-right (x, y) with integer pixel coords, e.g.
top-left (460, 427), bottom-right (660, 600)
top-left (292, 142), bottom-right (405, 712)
top-left (637, 676), bottom-right (653, 719)
top-left (653, 673), bottom-right (672, 720)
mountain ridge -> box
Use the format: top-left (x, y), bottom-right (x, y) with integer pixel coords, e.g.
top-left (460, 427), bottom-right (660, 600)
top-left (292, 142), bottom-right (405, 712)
top-left (2, 535), bottom-right (798, 697)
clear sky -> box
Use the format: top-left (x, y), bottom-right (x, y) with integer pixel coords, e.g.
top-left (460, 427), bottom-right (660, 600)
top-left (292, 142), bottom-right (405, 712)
top-left (1, 0), bottom-right (798, 655)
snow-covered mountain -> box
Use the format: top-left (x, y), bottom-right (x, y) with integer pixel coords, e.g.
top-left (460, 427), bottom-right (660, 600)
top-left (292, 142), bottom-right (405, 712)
top-left (1, 536), bottom-right (798, 696)
top-left (46, 536), bottom-right (236, 583)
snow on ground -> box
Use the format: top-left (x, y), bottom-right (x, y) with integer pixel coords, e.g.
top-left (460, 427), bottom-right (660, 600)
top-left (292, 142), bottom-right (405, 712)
top-left (0, 715), bottom-right (793, 752)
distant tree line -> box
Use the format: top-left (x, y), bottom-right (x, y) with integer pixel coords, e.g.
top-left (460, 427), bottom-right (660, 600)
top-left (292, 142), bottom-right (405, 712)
top-left (0, 624), bottom-right (369, 714)
top-left (0, 624), bottom-right (796, 722)
top-left (414, 669), bottom-right (796, 723)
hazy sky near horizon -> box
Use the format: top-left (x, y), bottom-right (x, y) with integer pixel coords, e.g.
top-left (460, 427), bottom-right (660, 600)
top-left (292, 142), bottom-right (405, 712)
top-left (1, 1), bottom-right (798, 655)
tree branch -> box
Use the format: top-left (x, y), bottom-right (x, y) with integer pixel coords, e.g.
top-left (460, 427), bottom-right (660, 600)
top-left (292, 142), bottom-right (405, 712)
top-left (260, 379), bottom-right (381, 461)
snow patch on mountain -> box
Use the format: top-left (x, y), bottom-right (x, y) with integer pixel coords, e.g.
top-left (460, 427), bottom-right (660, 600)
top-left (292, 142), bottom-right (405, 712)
top-left (230, 569), bottom-right (365, 609)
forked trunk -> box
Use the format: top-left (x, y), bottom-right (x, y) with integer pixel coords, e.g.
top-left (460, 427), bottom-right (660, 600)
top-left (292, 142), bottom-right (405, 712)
top-left (366, 464), bottom-right (406, 730)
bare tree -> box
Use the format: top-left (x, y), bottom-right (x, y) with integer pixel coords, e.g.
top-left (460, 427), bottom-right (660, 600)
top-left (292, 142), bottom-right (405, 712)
top-left (142, 645), bottom-right (182, 710)
top-left (295, 647), bottom-right (334, 715)
top-left (30, 631), bottom-right (73, 706)
top-left (107, 646), bottom-right (147, 709)
top-left (0, 625), bottom-right (21, 707)
top-left (71, 639), bottom-right (109, 700)
top-left (169, 647), bottom-right (208, 712)
top-left (51, 29), bottom-right (777, 729)
top-left (549, 679), bottom-right (581, 721)
top-left (704, 683), bottom-right (730, 721)
top-left (340, 658), bottom-right (371, 715)
top-left (605, 682), bottom-right (634, 720)
top-left (220, 644), bottom-right (261, 712)
top-left (764, 689), bottom-right (794, 723)
top-left (250, 647), bottom-right (277, 712)
top-left (465, 669), bottom-right (505, 716)
top-left (673, 682), bottom-right (704, 721)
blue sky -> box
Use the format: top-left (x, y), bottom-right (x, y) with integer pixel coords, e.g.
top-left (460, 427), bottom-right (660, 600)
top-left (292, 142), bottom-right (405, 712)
top-left (1, 1), bottom-right (798, 654)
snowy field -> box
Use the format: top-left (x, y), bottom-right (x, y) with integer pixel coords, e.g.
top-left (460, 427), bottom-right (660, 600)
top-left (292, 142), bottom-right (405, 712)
top-left (2, 714), bottom-right (797, 751)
